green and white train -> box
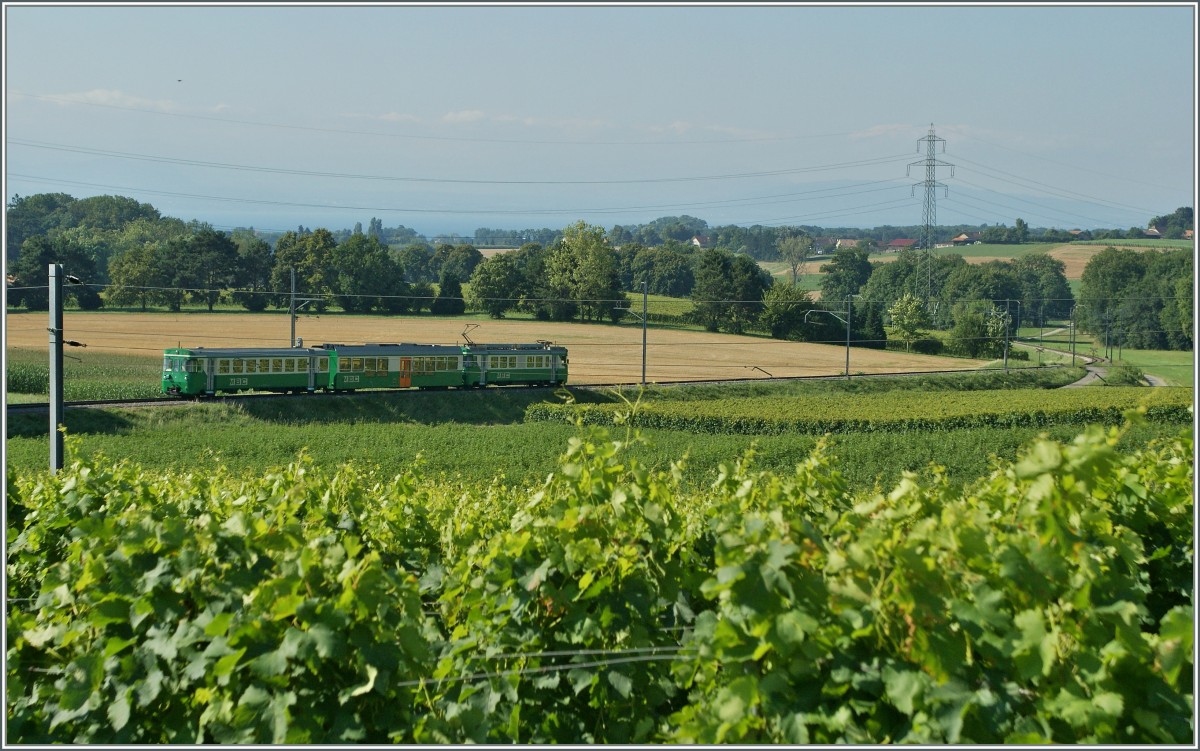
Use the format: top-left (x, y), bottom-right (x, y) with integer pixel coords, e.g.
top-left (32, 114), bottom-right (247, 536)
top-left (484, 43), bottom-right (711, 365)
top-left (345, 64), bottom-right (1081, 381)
top-left (162, 341), bottom-right (568, 397)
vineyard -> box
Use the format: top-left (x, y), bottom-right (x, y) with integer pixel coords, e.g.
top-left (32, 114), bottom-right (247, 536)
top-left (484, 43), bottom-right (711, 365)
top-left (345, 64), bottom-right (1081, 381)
top-left (6, 410), bottom-right (1193, 743)
top-left (527, 386), bottom-right (1195, 436)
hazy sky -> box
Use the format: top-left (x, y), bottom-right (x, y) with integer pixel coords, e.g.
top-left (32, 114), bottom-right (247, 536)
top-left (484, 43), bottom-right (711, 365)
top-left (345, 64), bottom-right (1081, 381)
top-left (4, 2), bottom-right (1196, 237)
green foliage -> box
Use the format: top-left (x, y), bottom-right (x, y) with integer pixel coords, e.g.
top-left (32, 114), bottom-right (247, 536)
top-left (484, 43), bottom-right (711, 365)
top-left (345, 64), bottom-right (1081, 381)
top-left (886, 292), bottom-right (929, 351)
top-left (7, 415), bottom-right (1193, 742)
top-left (430, 272), bottom-right (466, 316)
top-left (466, 257), bottom-right (521, 318)
top-left (5, 348), bottom-right (162, 401)
top-left (667, 415), bottom-right (1194, 743)
top-left (526, 387), bottom-right (1193, 437)
top-left (1078, 247), bottom-right (1193, 351)
top-left (7, 450), bottom-right (435, 742)
top-left (7, 361), bottom-right (50, 394)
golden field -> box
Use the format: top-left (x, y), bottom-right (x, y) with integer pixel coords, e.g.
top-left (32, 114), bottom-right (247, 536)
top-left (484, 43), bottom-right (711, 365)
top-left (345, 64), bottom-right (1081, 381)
top-left (4, 311), bottom-right (985, 386)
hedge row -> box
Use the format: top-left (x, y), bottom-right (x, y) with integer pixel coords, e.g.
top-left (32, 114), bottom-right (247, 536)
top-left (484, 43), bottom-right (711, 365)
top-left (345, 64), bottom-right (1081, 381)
top-left (526, 387), bottom-right (1194, 436)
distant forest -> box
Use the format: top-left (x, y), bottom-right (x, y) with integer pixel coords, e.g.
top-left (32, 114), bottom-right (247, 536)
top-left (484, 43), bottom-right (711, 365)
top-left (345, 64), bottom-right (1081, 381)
top-left (5, 193), bottom-right (1193, 352)
top-left (7, 192), bottom-right (1193, 263)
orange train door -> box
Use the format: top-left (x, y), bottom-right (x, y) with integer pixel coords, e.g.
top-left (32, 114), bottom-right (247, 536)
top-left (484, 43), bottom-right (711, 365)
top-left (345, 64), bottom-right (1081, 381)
top-left (399, 357), bottom-right (412, 388)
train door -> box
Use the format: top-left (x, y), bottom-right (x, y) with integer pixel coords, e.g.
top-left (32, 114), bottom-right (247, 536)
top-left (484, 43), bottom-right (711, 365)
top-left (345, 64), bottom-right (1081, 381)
top-left (399, 357), bottom-right (412, 388)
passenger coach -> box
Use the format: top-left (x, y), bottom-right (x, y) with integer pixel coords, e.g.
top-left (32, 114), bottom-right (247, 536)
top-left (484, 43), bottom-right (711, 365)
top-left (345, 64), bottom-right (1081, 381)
top-left (162, 340), bottom-right (568, 396)
top-left (162, 346), bottom-right (329, 396)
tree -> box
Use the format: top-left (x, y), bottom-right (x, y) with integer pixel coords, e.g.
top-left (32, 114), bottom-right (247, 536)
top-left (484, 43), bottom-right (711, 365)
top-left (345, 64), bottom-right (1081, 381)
top-left (939, 262), bottom-right (1023, 324)
top-left (270, 228), bottom-right (337, 309)
top-left (8, 235), bottom-right (99, 310)
top-left (466, 256), bottom-right (522, 318)
top-left (104, 218), bottom-right (188, 311)
top-left (1076, 246), bottom-right (1145, 336)
top-left (329, 233), bottom-right (404, 313)
top-left (432, 244), bottom-right (483, 283)
top-left (1013, 217), bottom-right (1029, 244)
top-left (563, 222), bottom-right (623, 323)
top-left (431, 272), bottom-right (467, 316)
top-left (887, 292), bottom-right (929, 351)
top-left (232, 230), bottom-right (274, 311)
top-left (1013, 253), bottom-right (1073, 325)
top-left (394, 243), bottom-right (434, 284)
top-left (178, 228), bottom-right (241, 312)
top-left (775, 231), bottom-right (813, 286)
top-left (690, 248), bottom-right (732, 332)
top-left (6, 193), bottom-right (76, 257)
top-left (760, 284), bottom-right (818, 341)
top-left (367, 217), bottom-right (383, 240)
top-left (508, 243), bottom-right (551, 319)
top-left (631, 246), bottom-right (694, 297)
top-left (947, 303), bottom-right (1005, 358)
top-left (819, 246), bottom-right (873, 303)
top-left (690, 249), bottom-right (770, 334)
top-left (853, 299), bottom-right (887, 349)
top-left (726, 254), bottom-right (771, 334)
top-left (5, 193), bottom-right (161, 259)
top-left (1148, 206), bottom-right (1194, 238)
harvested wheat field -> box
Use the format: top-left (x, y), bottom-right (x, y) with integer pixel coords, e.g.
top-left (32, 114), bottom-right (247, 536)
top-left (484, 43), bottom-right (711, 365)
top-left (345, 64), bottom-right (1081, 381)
top-left (4, 311), bottom-right (985, 386)
top-left (1045, 244), bottom-right (1121, 279)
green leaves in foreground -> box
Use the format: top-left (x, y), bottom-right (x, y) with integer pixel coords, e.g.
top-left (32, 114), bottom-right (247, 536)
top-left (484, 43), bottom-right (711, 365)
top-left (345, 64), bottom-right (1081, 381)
top-left (6, 415), bottom-right (1194, 743)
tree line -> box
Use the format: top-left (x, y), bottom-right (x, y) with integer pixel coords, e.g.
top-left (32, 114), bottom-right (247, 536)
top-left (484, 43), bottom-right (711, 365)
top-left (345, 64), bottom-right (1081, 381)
top-left (5, 193), bottom-right (1193, 352)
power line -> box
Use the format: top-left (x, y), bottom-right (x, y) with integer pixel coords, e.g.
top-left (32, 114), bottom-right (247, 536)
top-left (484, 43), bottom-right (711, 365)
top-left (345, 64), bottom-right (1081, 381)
top-left (6, 139), bottom-right (915, 186)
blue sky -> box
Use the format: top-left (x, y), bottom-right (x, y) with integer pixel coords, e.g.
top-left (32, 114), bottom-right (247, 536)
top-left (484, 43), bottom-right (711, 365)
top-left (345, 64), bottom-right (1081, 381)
top-left (4, 3), bottom-right (1196, 237)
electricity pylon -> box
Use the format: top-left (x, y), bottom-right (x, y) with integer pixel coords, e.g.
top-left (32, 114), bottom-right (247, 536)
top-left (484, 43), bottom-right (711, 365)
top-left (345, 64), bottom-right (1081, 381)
top-left (907, 123), bottom-right (954, 307)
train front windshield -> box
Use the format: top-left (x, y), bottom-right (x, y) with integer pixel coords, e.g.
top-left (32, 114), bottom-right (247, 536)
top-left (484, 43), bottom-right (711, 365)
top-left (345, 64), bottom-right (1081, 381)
top-left (163, 356), bottom-right (200, 373)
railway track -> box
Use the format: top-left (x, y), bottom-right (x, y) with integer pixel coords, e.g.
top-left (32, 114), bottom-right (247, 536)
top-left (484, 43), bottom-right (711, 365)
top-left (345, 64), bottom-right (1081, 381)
top-left (5, 365), bottom-right (1074, 415)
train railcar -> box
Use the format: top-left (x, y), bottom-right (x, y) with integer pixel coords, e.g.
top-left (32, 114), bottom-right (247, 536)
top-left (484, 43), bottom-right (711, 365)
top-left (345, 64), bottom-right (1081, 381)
top-left (163, 339), bottom-right (568, 396)
top-left (319, 343), bottom-right (464, 390)
top-left (462, 341), bottom-right (568, 387)
top-left (163, 347), bottom-right (330, 396)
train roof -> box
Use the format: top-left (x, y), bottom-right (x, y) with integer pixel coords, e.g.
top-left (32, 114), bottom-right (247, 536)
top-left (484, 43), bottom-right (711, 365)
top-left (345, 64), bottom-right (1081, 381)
top-left (318, 342), bottom-right (463, 356)
top-left (165, 347), bottom-right (322, 358)
top-left (462, 342), bottom-right (566, 352)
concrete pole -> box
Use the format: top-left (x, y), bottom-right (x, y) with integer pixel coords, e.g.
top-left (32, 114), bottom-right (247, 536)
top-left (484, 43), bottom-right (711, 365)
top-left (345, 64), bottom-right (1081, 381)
top-left (290, 267), bottom-right (296, 347)
top-left (641, 281), bottom-right (647, 387)
top-left (845, 295), bottom-right (852, 379)
top-left (49, 263), bottom-right (64, 473)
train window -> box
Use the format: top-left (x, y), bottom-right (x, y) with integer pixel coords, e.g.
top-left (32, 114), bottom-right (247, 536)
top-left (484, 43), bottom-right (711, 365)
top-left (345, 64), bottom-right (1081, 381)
top-left (298, 359), bottom-right (309, 372)
top-left (284, 359), bottom-right (295, 373)
top-left (258, 359), bottom-right (270, 373)
top-left (186, 359), bottom-right (202, 373)
top-left (218, 360), bottom-right (230, 374)
top-left (350, 358), bottom-right (363, 372)
top-left (272, 358), bottom-right (283, 372)
top-left (379, 358), bottom-right (389, 373)
top-left (317, 358), bottom-right (328, 372)
top-left (232, 359), bottom-right (244, 374)
top-left (244, 360), bottom-right (256, 373)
